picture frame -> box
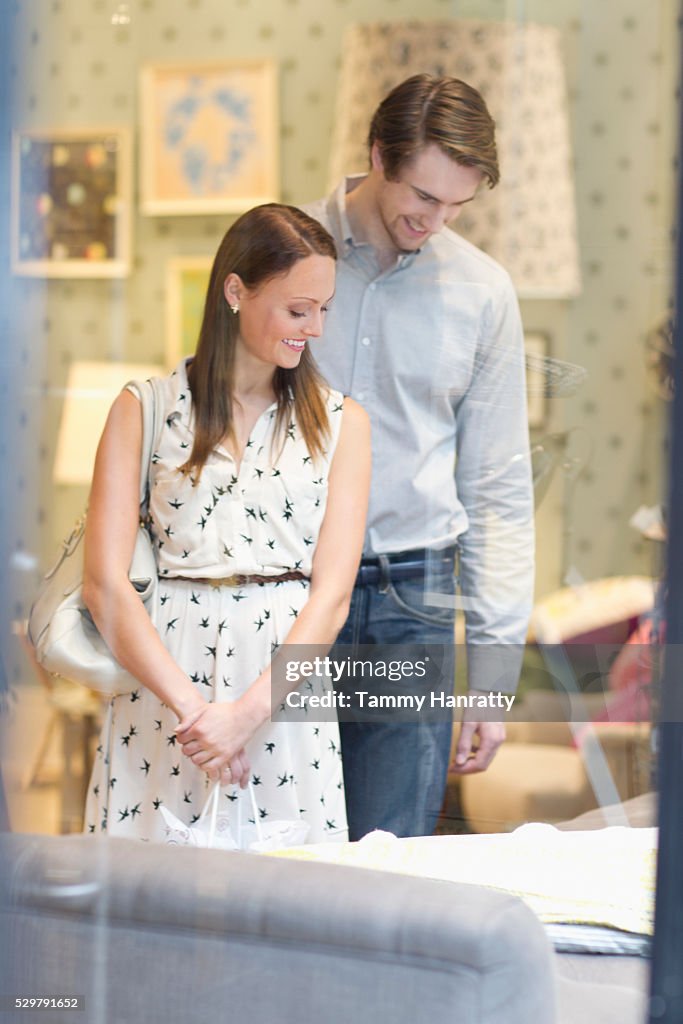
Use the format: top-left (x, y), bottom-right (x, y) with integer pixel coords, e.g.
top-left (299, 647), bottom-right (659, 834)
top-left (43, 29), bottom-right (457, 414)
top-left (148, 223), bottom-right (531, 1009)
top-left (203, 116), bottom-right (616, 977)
top-left (11, 127), bottom-right (132, 278)
top-left (524, 331), bottom-right (550, 429)
top-left (140, 60), bottom-right (279, 216)
top-left (165, 256), bottom-right (213, 368)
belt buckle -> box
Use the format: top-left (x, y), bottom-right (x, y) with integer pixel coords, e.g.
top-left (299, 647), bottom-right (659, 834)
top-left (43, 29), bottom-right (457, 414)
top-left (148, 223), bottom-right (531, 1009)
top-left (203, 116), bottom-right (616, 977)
top-left (209, 574), bottom-right (242, 588)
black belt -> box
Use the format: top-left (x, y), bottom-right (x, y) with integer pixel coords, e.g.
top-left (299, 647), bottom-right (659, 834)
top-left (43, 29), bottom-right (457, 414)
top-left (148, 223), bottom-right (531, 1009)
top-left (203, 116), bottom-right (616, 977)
top-left (356, 546), bottom-right (457, 586)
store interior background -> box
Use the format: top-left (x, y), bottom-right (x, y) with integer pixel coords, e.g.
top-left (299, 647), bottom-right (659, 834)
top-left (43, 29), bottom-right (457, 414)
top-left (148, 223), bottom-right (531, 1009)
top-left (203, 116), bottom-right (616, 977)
top-left (2, 0), bottom-right (679, 833)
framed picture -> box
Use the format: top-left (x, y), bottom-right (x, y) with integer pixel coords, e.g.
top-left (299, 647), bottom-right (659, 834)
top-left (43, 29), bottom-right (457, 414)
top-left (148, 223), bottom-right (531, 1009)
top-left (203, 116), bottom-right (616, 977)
top-left (11, 127), bottom-right (132, 278)
top-left (524, 331), bottom-right (550, 429)
top-left (165, 256), bottom-right (213, 368)
top-left (140, 60), bottom-right (279, 215)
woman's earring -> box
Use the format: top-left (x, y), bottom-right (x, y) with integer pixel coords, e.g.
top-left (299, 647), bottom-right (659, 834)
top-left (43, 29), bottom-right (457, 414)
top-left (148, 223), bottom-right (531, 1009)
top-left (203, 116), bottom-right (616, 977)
top-left (230, 304), bottom-right (239, 315)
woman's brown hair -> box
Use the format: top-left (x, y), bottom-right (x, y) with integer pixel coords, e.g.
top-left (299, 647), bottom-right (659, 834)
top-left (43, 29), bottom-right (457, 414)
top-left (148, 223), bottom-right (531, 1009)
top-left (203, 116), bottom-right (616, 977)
top-left (182, 203), bottom-right (337, 479)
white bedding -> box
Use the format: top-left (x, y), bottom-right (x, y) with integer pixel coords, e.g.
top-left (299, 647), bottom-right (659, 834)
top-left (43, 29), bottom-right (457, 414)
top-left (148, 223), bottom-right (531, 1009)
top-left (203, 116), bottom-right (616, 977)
top-left (269, 822), bottom-right (657, 950)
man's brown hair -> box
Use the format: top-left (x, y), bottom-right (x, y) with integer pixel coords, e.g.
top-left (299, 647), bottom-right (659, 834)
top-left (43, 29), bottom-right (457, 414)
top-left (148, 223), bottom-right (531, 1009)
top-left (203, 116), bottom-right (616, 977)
top-left (368, 74), bottom-right (499, 188)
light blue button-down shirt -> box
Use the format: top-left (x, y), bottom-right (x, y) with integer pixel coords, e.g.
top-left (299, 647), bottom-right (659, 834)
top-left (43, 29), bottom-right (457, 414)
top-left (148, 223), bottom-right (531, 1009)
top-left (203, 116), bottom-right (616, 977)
top-left (303, 178), bottom-right (534, 689)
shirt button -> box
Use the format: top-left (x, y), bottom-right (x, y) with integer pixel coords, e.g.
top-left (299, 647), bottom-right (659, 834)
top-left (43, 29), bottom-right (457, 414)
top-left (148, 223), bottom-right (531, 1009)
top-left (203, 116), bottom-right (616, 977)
top-left (361, 336), bottom-right (371, 347)
top-left (356, 391), bottom-right (366, 401)
top-left (369, 283), bottom-right (376, 291)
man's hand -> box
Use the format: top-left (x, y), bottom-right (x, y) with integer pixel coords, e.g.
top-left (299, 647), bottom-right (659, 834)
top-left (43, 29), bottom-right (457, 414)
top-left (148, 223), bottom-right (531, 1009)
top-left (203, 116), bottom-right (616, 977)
top-left (450, 720), bottom-right (506, 775)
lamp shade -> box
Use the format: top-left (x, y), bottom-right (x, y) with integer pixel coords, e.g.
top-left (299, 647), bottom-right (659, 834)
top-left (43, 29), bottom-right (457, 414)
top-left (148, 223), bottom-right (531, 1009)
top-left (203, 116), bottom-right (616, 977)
top-left (328, 20), bottom-right (581, 299)
top-left (53, 361), bottom-right (164, 484)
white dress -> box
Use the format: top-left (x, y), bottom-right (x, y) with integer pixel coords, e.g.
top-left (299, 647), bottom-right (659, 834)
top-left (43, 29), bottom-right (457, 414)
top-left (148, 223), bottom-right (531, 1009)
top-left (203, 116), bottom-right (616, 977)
top-left (84, 359), bottom-right (348, 844)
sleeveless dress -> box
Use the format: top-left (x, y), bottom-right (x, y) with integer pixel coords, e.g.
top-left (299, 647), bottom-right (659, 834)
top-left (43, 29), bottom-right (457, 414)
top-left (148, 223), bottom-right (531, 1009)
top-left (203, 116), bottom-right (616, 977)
top-left (84, 359), bottom-right (348, 844)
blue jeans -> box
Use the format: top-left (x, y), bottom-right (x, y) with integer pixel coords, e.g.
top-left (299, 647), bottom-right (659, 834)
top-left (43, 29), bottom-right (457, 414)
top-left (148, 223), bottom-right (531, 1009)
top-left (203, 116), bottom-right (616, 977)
top-left (333, 553), bottom-right (456, 840)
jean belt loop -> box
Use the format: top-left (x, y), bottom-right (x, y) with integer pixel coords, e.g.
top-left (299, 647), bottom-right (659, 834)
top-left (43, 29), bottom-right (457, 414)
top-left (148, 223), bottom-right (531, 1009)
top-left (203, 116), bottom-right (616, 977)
top-left (377, 553), bottom-right (392, 594)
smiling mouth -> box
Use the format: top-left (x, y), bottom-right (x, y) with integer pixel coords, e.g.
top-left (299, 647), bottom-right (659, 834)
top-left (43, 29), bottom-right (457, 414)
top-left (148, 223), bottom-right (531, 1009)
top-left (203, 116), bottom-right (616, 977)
top-left (282, 339), bottom-right (306, 351)
top-left (404, 217), bottom-right (428, 238)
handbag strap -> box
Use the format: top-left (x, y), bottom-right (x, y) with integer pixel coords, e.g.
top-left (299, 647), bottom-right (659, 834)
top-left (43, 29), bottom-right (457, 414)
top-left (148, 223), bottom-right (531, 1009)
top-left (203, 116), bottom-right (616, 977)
top-left (199, 782), bottom-right (221, 844)
top-left (248, 783), bottom-right (264, 844)
top-left (124, 377), bottom-right (164, 509)
top-left (198, 780), bottom-right (265, 848)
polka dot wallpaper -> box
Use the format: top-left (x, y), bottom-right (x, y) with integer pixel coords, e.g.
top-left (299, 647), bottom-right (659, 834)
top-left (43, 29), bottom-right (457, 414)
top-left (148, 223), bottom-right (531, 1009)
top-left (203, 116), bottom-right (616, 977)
top-left (328, 19), bottom-right (582, 298)
top-left (4, 0), bottom-right (680, 663)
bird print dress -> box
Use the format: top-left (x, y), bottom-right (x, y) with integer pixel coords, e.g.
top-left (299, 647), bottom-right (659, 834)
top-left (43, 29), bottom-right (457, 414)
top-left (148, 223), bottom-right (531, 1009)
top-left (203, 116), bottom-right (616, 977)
top-left (84, 359), bottom-right (348, 845)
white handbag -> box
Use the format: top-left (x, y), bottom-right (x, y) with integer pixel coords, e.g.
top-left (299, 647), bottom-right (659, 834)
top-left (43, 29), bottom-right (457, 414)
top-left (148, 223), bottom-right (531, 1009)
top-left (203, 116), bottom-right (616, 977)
top-left (27, 377), bottom-right (163, 697)
top-left (161, 782), bottom-right (311, 852)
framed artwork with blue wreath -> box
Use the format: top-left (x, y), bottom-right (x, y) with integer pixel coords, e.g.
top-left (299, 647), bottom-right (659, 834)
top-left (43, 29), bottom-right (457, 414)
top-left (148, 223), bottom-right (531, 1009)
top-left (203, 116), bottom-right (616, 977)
top-left (139, 60), bottom-right (279, 216)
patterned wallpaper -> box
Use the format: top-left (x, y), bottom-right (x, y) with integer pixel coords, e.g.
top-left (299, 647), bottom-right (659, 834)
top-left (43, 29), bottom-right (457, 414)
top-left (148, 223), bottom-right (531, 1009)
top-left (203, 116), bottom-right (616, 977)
top-left (560, 1), bottom-right (676, 586)
top-left (328, 19), bottom-right (581, 298)
top-left (4, 0), bottom-right (680, 683)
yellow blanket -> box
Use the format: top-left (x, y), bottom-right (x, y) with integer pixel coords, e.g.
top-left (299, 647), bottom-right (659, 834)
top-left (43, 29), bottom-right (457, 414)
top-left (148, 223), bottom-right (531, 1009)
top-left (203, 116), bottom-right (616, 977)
top-left (268, 823), bottom-right (656, 935)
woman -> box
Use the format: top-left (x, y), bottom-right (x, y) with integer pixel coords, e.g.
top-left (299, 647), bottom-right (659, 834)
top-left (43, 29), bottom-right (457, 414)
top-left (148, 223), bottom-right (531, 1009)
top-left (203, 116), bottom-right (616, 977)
top-left (82, 204), bottom-right (370, 844)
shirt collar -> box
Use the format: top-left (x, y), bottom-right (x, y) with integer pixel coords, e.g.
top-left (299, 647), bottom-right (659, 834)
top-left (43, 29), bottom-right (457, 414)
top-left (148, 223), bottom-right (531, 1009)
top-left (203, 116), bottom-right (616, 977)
top-left (327, 175), bottom-right (368, 257)
top-left (328, 175), bottom-right (422, 269)
top-left (168, 357), bottom-right (287, 434)
top-left (169, 357), bottom-right (194, 431)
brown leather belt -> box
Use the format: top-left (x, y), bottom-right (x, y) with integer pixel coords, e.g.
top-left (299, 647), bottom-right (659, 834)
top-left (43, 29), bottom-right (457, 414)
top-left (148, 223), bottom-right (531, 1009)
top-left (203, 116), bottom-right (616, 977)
top-left (171, 570), bottom-right (309, 588)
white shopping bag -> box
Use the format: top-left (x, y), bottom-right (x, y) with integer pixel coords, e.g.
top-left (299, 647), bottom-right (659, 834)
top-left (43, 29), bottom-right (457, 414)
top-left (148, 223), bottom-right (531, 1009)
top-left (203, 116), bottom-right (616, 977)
top-left (160, 782), bottom-right (310, 852)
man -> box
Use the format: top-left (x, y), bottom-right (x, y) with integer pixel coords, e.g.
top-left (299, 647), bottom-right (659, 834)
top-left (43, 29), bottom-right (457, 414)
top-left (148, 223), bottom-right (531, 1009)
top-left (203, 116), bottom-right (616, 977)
top-left (303, 75), bottom-right (534, 839)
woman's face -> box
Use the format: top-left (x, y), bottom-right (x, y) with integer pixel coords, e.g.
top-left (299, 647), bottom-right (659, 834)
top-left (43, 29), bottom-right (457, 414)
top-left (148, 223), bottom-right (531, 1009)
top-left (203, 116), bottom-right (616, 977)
top-left (225, 254), bottom-right (336, 372)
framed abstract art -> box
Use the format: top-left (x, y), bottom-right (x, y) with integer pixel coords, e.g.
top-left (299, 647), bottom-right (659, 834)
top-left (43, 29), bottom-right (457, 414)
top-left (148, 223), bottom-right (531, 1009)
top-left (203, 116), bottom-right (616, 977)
top-left (165, 256), bottom-right (213, 368)
top-left (524, 332), bottom-right (550, 429)
top-left (11, 127), bottom-right (132, 277)
top-left (140, 60), bottom-right (279, 216)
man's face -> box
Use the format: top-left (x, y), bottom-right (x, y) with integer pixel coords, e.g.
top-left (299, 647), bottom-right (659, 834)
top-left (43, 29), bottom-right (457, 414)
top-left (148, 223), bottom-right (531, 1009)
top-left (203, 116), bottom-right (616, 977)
top-left (373, 142), bottom-right (483, 252)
